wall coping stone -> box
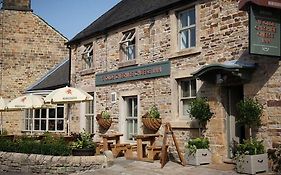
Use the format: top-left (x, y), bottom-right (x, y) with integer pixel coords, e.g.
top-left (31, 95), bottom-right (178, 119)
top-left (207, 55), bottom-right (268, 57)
top-left (0, 151), bottom-right (109, 174)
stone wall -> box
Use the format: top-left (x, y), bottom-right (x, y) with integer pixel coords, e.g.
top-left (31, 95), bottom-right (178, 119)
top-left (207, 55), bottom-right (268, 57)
top-left (0, 152), bottom-right (108, 174)
top-left (0, 9), bottom-right (68, 134)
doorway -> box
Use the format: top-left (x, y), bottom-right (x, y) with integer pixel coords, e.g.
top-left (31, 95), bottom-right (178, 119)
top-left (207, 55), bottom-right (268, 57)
top-left (123, 96), bottom-right (138, 141)
top-left (222, 85), bottom-right (245, 158)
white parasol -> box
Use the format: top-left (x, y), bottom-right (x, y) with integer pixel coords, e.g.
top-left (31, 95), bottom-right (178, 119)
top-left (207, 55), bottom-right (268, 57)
top-left (45, 86), bottom-right (93, 103)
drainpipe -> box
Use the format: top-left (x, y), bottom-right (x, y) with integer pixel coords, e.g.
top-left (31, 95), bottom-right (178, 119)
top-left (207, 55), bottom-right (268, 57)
top-left (66, 44), bottom-right (71, 136)
top-left (67, 45), bottom-right (71, 87)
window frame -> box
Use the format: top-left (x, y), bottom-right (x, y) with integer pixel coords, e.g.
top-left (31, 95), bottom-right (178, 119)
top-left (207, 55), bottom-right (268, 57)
top-left (178, 7), bottom-right (196, 50)
top-left (85, 92), bottom-right (95, 134)
top-left (23, 104), bottom-right (65, 132)
top-left (178, 78), bottom-right (197, 119)
top-left (81, 43), bottom-right (94, 70)
top-left (120, 29), bottom-right (136, 61)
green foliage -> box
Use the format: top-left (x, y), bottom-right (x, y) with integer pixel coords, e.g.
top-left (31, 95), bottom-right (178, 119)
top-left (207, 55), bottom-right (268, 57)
top-left (148, 105), bottom-right (160, 119)
top-left (71, 130), bottom-right (95, 149)
top-left (101, 111), bottom-right (110, 119)
top-left (236, 98), bottom-right (263, 128)
top-left (0, 134), bottom-right (71, 156)
top-left (268, 146), bottom-right (281, 173)
top-left (185, 138), bottom-right (209, 155)
top-left (189, 98), bottom-right (213, 127)
top-left (234, 139), bottom-right (265, 156)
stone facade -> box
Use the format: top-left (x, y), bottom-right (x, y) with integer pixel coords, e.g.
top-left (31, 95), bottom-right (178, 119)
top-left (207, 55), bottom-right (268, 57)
top-left (70, 0), bottom-right (281, 163)
top-left (0, 0), bottom-right (68, 134)
top-left (0, 151), bottom-right (108, 174)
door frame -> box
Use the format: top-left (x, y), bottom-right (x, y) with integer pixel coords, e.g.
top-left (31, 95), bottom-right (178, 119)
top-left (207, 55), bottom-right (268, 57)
top-left (119, 92), bottom-right (140, 142)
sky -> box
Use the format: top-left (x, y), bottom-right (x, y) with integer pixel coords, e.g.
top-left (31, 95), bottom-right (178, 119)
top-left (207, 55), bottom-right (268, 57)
top-left (31, 0), bottom-right (120, 40)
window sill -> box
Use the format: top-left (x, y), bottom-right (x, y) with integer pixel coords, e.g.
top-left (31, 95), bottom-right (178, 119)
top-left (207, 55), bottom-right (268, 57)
top-left (79, 68), bottom-right (95, 76)
top-left (169, 47), bottom-right (201, 59)
top-left (170, 119), bottom-right (199, 129)
top-left (118, 59), bottom-right (138, 68)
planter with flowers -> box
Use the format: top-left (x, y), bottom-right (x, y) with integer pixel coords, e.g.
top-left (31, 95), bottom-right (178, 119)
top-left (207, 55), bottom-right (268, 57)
top-left (185, 137), bottom-right (211, 165)
top-left (71, 130), bottom-right (96, 156)
top-left (185, 97), bottom-right (213, 165)
top-left (142, 105), bottom-right (162, 131)
top-left (96, 111), bottom-right (112, 129)
top-left (234, 98), bottom-right (268, 174)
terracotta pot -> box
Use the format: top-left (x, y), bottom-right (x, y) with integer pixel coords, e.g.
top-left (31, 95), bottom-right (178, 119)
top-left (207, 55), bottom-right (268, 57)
top-left (96, 114), bottom-right (112, 129)
top-left (142, 117), bottom-right (162, 131)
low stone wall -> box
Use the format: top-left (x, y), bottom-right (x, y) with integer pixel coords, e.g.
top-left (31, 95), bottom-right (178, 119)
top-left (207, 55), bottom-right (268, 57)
top-left (0, 151), bottom-right (109, 174)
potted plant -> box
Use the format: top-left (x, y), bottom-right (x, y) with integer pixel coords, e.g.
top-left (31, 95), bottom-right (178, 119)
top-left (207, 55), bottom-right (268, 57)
top-left (142, 105), bottom-right (162, 131)
top-left (234, 139), bottom-right (268, 174)
top-left (234, 98), bottom-right (268, 174)
top-left (185, 97), bottom-right (213, 165)
top-left (185, 137), bottom-right (211, 165)
top-left (71, 130), bottom-right (96, 156)
top-left (96, 110), bottom-right (112, 129)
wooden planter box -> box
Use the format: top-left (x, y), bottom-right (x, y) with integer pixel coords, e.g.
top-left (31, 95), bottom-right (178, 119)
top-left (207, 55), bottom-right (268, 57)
top-left (185, 149), bottom-right (211, 166)
top-left (96, 114), bottom-right (112, 129)
top-left (72, 148), bottom-right (95, 156)
top-left (236, 153), bottom-right (268, 174)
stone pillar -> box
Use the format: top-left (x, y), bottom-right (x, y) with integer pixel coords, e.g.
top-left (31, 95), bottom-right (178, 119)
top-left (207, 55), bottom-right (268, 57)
top-left (2, 0), bottom-right (31, 11)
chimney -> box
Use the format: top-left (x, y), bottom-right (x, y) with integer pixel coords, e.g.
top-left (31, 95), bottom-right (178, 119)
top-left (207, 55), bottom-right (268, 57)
top-left (2, 0), bottom-right (32, 11)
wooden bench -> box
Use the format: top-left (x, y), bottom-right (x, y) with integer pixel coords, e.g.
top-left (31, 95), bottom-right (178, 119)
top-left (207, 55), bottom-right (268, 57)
top-left (125, 144), bottom-right (137, 159)
top-left (110, 143), bottom-right (130, 158)
top-left (147, 145), bottom-right (162, 160)
top-left (95, 141), bottom-right (114, 155)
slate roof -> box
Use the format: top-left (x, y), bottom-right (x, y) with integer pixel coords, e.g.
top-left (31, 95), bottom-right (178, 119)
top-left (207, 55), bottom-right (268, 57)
top-left (26, 59), bottom-right (69, 91)
top-left (67, 0), bottom-right (192, 45)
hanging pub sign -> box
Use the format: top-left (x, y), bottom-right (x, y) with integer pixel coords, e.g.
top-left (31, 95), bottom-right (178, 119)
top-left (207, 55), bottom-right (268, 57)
top-left (249, 5), bottom-right (281, 57)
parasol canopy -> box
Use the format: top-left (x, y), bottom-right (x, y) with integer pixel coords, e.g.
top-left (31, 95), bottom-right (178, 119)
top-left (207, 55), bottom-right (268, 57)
top-left (45, 86), bottom-right (93, 104)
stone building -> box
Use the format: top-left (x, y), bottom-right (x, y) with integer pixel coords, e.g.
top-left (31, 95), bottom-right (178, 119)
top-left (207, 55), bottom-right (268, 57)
top-left (67, 0), bottom-right (281, 163)
top-left (0, 0), bottom-right (68, 134)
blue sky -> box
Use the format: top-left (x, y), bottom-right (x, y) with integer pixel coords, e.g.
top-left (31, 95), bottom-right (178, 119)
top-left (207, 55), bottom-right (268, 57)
top-left (32, 0), bottom-right (120, 39)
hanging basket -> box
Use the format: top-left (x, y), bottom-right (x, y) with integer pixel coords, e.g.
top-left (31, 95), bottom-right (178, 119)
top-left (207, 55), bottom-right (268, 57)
top-left (96, 114), bottom-right (112, 129)
top-left (142, 113), bottom-right (162, 131)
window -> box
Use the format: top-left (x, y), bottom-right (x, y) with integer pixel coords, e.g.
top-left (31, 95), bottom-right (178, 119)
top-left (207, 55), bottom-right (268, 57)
top-left (85, 93), bottom-right (94, 134)
top-left (179, 79), bottom-right (196, 118)
top-left (178, 8), bottom-right (196, 49)
top-left (120, 29), bottom-right (136, 61)
top-left (24, 104), bottom-right (64, 132)
top-left (82, 43), bottom-right (93, 69)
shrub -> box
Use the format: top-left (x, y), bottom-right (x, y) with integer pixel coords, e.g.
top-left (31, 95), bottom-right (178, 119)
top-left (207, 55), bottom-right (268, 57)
top-left (189, 98), bottom-right (213, 128)
top-left (101, 111), bottom-right (110, 119)
top-left (0, 135), bottom-right (71, 156)
top-left (71, 130), bottom-right (95, 150)
top-left (268, 146), bottom-right (281, 173)
top-left (148, 105), bottom-right (160, 119)
top-left (236, 98), bottom-right (263, 129)
top-left (234, 139), bottom-right (265, 156)
top-left (185, 137), bottom-right (209, 155)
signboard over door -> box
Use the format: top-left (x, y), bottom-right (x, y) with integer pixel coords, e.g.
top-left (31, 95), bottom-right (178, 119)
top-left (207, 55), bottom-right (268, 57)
top-left (96, 61), bottom-right (170, 86)
top-left (249, 5), bottom-right (281, 57)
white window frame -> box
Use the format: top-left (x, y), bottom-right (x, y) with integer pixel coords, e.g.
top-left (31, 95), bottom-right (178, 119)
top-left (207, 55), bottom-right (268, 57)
top-left (82, 43), bottom-right (94, 69)
top-left (23, 104), bottom-right (65, 132)
top-left (178, 7), bottom-right (196, 50)
top-left (85, 93), bottom-right (95, 134)
top-left (120, 29), bottom-right (136, 61)
top-left (178, 79), bottom-right (197, 119)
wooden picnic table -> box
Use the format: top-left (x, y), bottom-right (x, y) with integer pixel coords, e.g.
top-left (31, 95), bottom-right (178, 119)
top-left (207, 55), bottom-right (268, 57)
top-left (133, 134), bottom-right (160, 160)
top-left (100, 133), bottom-right (123, 151)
